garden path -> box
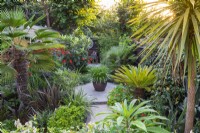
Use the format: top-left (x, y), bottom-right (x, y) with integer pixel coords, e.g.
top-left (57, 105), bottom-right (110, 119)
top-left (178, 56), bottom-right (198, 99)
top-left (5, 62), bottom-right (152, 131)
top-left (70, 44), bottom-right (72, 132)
top-left (76, 82), bottom-right (116, 123)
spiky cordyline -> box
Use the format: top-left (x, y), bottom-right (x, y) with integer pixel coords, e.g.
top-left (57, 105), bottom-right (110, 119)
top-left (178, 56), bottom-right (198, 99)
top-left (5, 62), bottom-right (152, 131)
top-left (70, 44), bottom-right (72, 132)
top-left (130, 0), bottom-right (200, 132)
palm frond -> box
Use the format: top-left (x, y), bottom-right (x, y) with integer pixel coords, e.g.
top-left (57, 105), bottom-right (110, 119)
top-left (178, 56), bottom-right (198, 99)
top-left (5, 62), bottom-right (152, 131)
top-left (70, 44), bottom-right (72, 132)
top-left (35, 29), bottom-right (60, 39)
top-left (112, 65), bottom-right (157, 91)
top-left (28, 52), bottom-right (56, 72)
top-left (0, 62), bottom-right (16, 83)
top-left (0, 9), bottom-right (26, 27)
top-left (129, 0), bottom-right (200, 84)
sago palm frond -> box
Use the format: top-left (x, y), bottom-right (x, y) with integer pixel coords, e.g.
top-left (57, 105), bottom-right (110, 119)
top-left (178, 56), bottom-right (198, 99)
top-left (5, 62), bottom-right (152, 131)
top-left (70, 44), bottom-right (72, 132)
top-left (112, 65), bottom-right (157, 91)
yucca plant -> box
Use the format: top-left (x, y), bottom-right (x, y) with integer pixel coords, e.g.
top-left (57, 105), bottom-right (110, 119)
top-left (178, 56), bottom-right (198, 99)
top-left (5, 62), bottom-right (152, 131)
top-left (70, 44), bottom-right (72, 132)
top-left (129, 0), bottom-right (200, 132)
top-left (112, 65), bottom-right (156, 98)
top-left (0, 9), bottom-right (64, 107)
top-left (98, 99), bottom-right (169, 133)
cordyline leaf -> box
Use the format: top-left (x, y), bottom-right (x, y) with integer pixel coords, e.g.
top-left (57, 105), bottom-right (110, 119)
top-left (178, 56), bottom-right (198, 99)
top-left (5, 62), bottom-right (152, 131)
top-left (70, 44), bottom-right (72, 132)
top-left (178, 8), bottom-right (190, 63)
top-left (129, 0), bottom-right (200, 89)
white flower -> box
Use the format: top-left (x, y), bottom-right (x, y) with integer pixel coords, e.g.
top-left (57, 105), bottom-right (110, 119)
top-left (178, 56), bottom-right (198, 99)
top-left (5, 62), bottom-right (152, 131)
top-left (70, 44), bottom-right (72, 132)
top-left (14, 119), bottom-right (22, 128)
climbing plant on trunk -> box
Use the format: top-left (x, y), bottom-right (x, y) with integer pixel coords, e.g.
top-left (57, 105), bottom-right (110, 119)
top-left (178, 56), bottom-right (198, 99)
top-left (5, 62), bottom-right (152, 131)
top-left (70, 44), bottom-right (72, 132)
top-left (130, 0), bottom-right (200, 133)
top-left (0, 9), bottom-right (64, 107)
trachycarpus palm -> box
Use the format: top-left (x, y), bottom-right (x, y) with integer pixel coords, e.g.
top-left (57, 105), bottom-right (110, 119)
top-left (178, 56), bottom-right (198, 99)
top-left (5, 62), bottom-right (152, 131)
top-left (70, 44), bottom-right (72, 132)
top-left (0, 9), bottom-right (64, 107)
top-left (130, 0), bottom-right (200, 132)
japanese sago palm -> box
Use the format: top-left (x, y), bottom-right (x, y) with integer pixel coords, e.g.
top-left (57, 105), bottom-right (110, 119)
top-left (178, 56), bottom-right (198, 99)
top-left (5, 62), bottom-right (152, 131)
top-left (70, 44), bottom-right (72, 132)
top-left (129, 0), bottom-right (200, 132)
top-left (112, 65), bottom-right (156, 98)
top-left (0, 9), bottom-right (64, 106)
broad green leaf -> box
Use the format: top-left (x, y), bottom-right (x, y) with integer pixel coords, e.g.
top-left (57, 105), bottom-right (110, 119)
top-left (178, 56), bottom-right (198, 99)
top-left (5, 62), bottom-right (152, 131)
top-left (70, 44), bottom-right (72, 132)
top-left (131, 120), bottom-right (147, 132)
top-left (147, 127), bottom-right (170, 133)
top-left (117, 116), bottom-right (124, 126)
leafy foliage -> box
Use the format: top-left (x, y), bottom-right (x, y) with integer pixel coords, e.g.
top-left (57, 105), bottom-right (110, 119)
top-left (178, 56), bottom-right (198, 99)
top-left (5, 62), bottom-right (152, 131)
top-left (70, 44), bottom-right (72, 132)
top-left (50, 0), bottom-right (97, 32)
top-left (112, 65), bottom-right (157, 91)
top-left (32, 110), bottom-right (53, 132)
top-left (48, 105), bottom-right (86, 131)
top-left (91, 9), bottom-right (121, 57)
top-left (89, 65), bottom-right (109, 83)
top-left (117, 0), bottom-right (140, 34)
top-left (79, 73), bottom-right (92, 85)
top-left (150, 84), bottom-right (186, 132)
top-left (59, 30), bottom-right (92, 70)
top-left (102, 35), bottom-right (136, 70)
top-left (107, 85), bottom-right (133, 106)
top-left (98, 99), bottom-right (169, 133)
top-left (130, 0), bottom-right (200, 131)
top-left (0, 119), bottom-right (16, 132)
top-left (0, 8), bottom-right (64, 87)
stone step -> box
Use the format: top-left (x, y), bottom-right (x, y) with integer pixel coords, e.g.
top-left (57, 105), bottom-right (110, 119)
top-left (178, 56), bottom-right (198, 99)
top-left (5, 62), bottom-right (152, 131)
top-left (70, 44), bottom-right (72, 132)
top-left (76, 82), bottom-right (116, 104)
top-left (86, 104), bottom-right (111, 124)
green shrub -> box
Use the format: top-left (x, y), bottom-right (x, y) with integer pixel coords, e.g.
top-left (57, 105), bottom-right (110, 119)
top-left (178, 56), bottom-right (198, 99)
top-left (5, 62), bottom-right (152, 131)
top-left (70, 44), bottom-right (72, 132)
top-left (98, 99), bottom-right (169, 133)
top-left (53, 69), bottom-right (80, 91)
top-left (0, 119), bottom-right (16, 132)
top-left (107, 85), bottom-right (133, 106)
top-left (79, 74), bottom-right (91, 85)
top-left (63, 89), bottom-right (92, 113)
top-left (48, 105), bottom-right (86, 131)
top-left (101, 35), bottom-right (136, 70)
top-left (32, 110), bottom-right (53, 132)
top-left (59, 29), bottom-right (92, 71)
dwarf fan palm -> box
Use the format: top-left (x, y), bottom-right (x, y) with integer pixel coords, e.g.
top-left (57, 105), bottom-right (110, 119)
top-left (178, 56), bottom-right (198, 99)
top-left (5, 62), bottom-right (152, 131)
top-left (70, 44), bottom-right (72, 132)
top-left (130, 0), bottom-right (200, 132)
top-left (0, 9), bottom-right (64, 107)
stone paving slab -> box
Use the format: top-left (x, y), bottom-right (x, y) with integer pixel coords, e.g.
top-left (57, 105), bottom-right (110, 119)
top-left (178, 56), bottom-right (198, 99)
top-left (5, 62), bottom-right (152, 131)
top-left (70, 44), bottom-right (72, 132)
top-left (87, 104), bottom-right (111, 123)
top-left (76, 82), bottom-right (116, 104)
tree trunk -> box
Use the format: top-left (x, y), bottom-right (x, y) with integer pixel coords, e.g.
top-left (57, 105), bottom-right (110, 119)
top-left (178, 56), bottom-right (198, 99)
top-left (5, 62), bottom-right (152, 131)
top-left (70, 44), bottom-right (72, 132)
top-left (13, 49), bottom-right (29, 106)
top-left (24, 0), bottom-right (30, 19)
top-left (184, 55), bottom-right (196, 133)
top-left (42, 0), bottom-right (50, 27)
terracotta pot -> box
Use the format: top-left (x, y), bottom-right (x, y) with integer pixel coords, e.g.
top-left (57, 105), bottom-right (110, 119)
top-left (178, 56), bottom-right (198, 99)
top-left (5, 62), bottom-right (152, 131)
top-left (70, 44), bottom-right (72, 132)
top-left (134, 88), bottom-right (145, 98)
top-left (93, 82), bottom-right (107, 91)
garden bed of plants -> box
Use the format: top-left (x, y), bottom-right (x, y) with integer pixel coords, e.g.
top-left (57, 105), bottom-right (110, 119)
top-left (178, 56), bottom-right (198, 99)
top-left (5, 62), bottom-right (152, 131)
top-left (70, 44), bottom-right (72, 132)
top-left (0, 0), bottom-right (200, 133)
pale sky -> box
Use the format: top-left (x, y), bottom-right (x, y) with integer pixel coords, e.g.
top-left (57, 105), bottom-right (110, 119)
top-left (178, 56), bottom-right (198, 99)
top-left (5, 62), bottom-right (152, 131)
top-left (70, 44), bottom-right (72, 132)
top-left (98, 0), bottom-right (119, 9)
